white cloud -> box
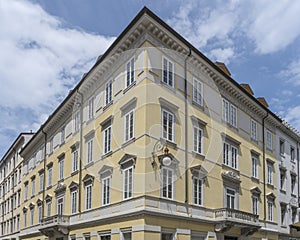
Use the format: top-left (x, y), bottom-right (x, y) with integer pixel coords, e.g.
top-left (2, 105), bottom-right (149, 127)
top-left (280, 59), bottom-right (300, 86)
top-left (283, 105), bottom-right (300, 132)
top-left (0, 0), bottom-right (115, 156)
top-left (168, 0), bottom-right (300, 60)
top-left (209, 48), bottom-right (235, 64)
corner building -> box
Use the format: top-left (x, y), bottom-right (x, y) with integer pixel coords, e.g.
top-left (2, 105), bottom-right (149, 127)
top-left (2, 7), bottom-right (300, 240)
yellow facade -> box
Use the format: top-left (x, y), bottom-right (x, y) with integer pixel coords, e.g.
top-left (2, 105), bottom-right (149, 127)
top-left (1, 6), bottom-right (300, 240)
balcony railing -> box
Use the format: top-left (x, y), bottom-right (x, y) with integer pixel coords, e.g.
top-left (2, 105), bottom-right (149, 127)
top-left (40, 214), bottom-right (69, 226)
top-left (214, 208), bottom-right (259, 223)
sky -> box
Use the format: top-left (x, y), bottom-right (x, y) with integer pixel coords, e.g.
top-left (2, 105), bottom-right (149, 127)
top-left (1, 0), bottom-right (300, 158)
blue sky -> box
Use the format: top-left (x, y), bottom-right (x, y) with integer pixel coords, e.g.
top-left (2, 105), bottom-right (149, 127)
top-left (1, 0), bottom-right (300, 158)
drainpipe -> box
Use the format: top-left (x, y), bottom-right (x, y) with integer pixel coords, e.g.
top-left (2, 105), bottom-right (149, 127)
top-left (184, 48), bottom-right (192, 206)
top-left (12, 147), bottom-right (16, 233)
top-left (41, 128), bottom-right (47, 220)
top-left (297, 144), bottom-right (300, 208)
top-left (77, 89), bottom-right (84, 213)
top-left (262, 112), bottom-right (269, 223)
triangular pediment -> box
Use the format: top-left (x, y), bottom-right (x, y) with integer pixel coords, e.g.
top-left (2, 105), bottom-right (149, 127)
top-left (68, 181), bottom-right (79, 191)
top-left (250, 186), bottom-right (262, 195)
top-left (99, 165), bottom-right (114, 178)
top-left (82, 173), bottom-right (94, 185)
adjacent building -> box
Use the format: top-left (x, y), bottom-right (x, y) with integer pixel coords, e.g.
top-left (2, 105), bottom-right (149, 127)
top-left (1, 7), bottom-right (300, 240)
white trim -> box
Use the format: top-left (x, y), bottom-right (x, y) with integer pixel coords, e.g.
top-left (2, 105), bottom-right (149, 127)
top-left (162, 55), bottom-right (174, 87)
top-left (124, 109), bottom-right (135, 142)
top-left (161, 109), bottom-right (175, 142)
top-left (161, 166), bottom-right (174, 200)
top-left (122, 166), bottom-right (134, 200)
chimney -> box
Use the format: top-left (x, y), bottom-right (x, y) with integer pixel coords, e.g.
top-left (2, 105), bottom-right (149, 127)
top-left (214, 61), bottom-right (231, 76)
top-left (257, 97), bottom-right (269, 108)
top-left (240, 84), bottom-right (254, 95)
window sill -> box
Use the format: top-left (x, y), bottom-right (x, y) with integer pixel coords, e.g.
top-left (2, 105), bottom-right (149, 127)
top-left (280, 189), bottom-right (286, 194)
top-left (222, 164), bottom-right (239, 174)
top-left (291, 193), bottom-right (297, 198)
top-left (102, 151), bottom-right (112, 159)
top-left (163, 139), bottom-right (177, 149)
top-left (161, 81), bottom-right (175, 91)
top-left (47, 185), bottom-right (52, 190)
top-left (250, 138), bottom-right (258, 144)
top-left (251, 176), bottom-right (260, 183)
top-left (103, 101), bottom-right (114, 111)
top-left (267, 183), bottom-right (274, 189)
top-left (123, 81), bottom-right (136, 94)
top-left (86, 117), bottom-right (94, 125)
top-left (85, 162), bottom-right (94, 168)
top-left (58, 178), bottom-right (64, 183)
top-left (71, 170), bottom-right (79, 176)
top-left (192, 151), bottom-right (205, 160)
top-left (192, 101), bottom-right (204, 111)
top-left (122, 138), bottom-right (136, 148)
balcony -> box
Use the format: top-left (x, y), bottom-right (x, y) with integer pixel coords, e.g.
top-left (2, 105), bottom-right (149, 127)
top-left (214, 208), bottom-right (260, 235)
top-left (39, 215), bottom-right (69, 237)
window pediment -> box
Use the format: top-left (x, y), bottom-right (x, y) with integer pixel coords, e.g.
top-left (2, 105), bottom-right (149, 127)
top-left (190, 165), bottom-right (208, 179)
top-left (119, 154), bottom-right (136, 169)
top-left (36, 199), bottom-right (43, 206)
top-left (222, 171), bottom-right (241, 184)
top-left (29, 202), bottom-right (35, 209)
top-left (45, 194), bottom-right (52, 202)
top-left (68, 181), bottom-right (79, 191)
top-left (82, 173), bottom-right (94, 185)
top-left (120, 97), bottom-right (137, 115)
top-left (54, 182), bottom-right (66, 195)
top-left (221, 133), bottom-right (241, 146)
top-left (250, 186), bottom-right (262, 195)
top-left (99, 165), bottom-right (113, 179)
top-left (266, 192), bottom-right (276, 200)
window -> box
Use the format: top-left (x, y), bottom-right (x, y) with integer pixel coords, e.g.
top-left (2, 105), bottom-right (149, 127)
top-left (126, 57), bottom-right (135, 88)
top-left (193, 78), bottom-right (203, 106)
top-left (280, 170), bottom-right (286, 190)
top-left (48, 167), bottom-right (53, 187)
top-left (57, 197), bottom-right (64, 215)
top-left (162, 56), bottom-right (174, 87)
top-left (30, 208), bottom-right (34, 226)
top-left (251, 119), bottom-right (257, 140)
top-left (85, 184), bottom-right (92, 210)
top-left (291, 175), bottom-right (296, 194)
top-left (226, 188), bottom-right (235, 209)
top-left (31, 178), bottom-right (35, 197)
top-left (59, 159), bottom-right (64, 180)
top-left (72, 149), bottom-right (79, 172)
top-left (39, 173), bottom-right (44, 192)
top-left (88, 97), bottom-right (94, 120)
top-left (267, 162), bottom-right (273, 185)
top-left (84, 235), bottom-right (91, 240)
top-left (103, 125), bottom-right (112, 154)
top-left (122, 231), bottom-right (132, 240)
top-left (161, 233), bottom-right (174, 240)
top-left (71, 190), bottom-right (78, 214)
top-left (105, 80), bottom-right (113, 106)
top-left (161, 167), bottom-right (173, 199)
top-left (252, 196), bottom-right (258, 215)
top-left (291, 146), bottom-right (295, 161)
top-left (252, 156), bottom-right (258, 178)
top-left (268, 200), bottom-right (274, 221)
top-left (23, 211), bottom-right (27, 228)
top-left (193, 126), bottom-right (203, 154)
top-left (38, 205), bottom-right (42, 223)
top-left (61, 126), bottom-right (65, 144)
top-left (162, 109), bottom-right (174, 142)
top-left (123, 166), bottom-right (133, 199)
top-left (33, 153), bottom-right (37, 168)
top-left (280, 139), bottom-right (285, 155)
top-left (24, 183), bottom-right (28, 201)
top-left (102, 177), bottom-right (110, 206)
top-left (49, 137), bottom-right (53, 154)
top-left (124, 110), bottom-right (134, 142)
top-left (100, 235), bottom-right (111, 240)
top-left (46, 202), bottom-right (51, 217)
top-left (193, 177), bottom-right (203, 205)
top-left (222, 99), bottom-right (237, 127)
top-left (223, 142), bottom-right (238, 169)
top-left (266, 130), bottom-right (272, 150)
top-left (74, 110), bottom-right (80, 132)
top-left (281, 204), bottom-right (286, 226)
top-left (17, 191), bottom-right (21, 207)
top-left (292, 207), bottom-right (297, 223)
top-left (86, 138), bottom-right (94, 164)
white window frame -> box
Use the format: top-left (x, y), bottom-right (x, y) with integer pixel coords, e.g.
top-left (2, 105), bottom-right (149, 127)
top-left (71, 190), bottom-right (78, 214)
top-left (280, 170), bottom-right (286, 190)
top-left (251, 119), bottom-right (257, 141)
top-left (252, 156), bottom-right (258, 178)
top-left (103, 125), bottom-right (112, 154)
top-left (30, 208), bottom-right (34, 226)
top-left (291, 175), bottom-right (296, 194)
top-left (102, 176), bottom-right (111, 206)
top-left (48, 167), bottom-right (52, 187)
top-left (24, 183), bottom-right (28, 200)
top-left (39, 173), bottom-right (44, 192)
top-left (85, 184), bottom-right (92, 210)
top-left (291, 146), bottom-right (295, 162)
top-left (281, 204), bottom-right (286, 226)
top-left (226, 188), bottom-right (236, 209)
top-left (161, 167), bottom-right (174, 199)
top-left (193, 78), bottom-right (203, 106)
top-left (267, 162), bottom-right (273, 185)
top-left (31, 178), bottom-right (35, 197)
top-left (61, 126), bottom-right (65, 144)
top-left (268, 200), bottom-right (274, 221)
top-left (105, 79), bottom-right (113, 106)
top-left (125, 57), bottom-right (135, 88)
top-left (252, 195), bottom-right (258, 215)
top-left (74, 110), bottom-right (80, 132)
top-left (222, 98), bottom-right (237, 128)
top-left (23, 211), bottom-right (27, 228)
top-left (124, 110), bottom-right (134, 142)
top-left (162, 56), bottom-right (174, 87)
top-left (193, 177), bottom-right (203, 206)
top-left (193, 126), bottom-right (203, 154)
top-left (266, 130), bottom-right (272, 150)
top-left (88, 97), bottom-right (94, 120)
top-left (46, 202), bottom-right (51, 217)
top-left (162, 109), bottom-right (175, 142)
top-left (86, 138), bottom-right (94, 164)
top-left (56, 196), bottom-right (64, 215)
top-left (49, 137), bottom-right (53, 154)
top-left (38, 205), bottom-right (42, 223)
top-left (72, 149), bottom-right (78, 173)
top-left (59, 159), bottom-right (64, 180)
top-left (280, 139), bottom-right (285, 155)
top-left (123, 166), bottom-right (133, 200)
top-left (223, 142), bottom-right (238, 169)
